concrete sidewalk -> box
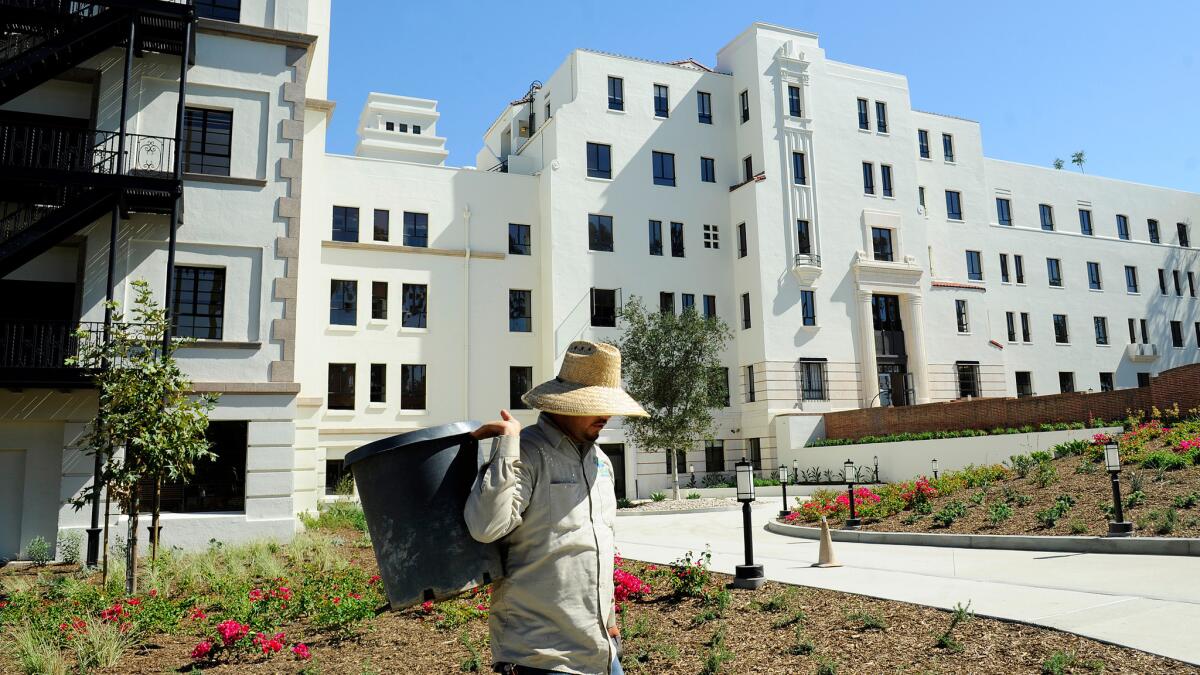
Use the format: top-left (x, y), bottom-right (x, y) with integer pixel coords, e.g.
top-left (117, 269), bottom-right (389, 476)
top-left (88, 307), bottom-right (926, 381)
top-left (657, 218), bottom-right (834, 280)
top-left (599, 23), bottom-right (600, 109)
top-left (615, 502), bottom-right (1200, 666)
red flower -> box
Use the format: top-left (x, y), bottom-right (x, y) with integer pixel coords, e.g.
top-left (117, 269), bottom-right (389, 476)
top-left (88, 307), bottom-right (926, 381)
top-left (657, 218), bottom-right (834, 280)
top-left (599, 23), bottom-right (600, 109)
top-left (216, 619), bottom-right (249, 646)
top-left (351, 593), bottom-right (362, 600)
top-left (191, 639), bottom-right (214, 660)
top-left (190, 606), bottom-right (207, 620)
top-left (420, 600), bottom-right (434, 614)
top-left (248, 588), bottom-right (264, 602)
top-left (148, 589), bottom-right (158, 598)
top-left (292, 643), bottom-right (312, 660)
top-left (125, 598), bottom-right (141, 606)
top-left (331, 596), bottom-right (341, 605)
top-left (368, 574), bottom-right (381, 585)
top-left (58, 622), bottom-right (69, 631)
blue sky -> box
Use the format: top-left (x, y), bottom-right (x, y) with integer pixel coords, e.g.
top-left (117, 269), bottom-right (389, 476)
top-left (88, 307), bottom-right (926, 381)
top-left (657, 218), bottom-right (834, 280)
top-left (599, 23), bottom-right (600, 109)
top-left (326, 1), bottom-right (1199, 193)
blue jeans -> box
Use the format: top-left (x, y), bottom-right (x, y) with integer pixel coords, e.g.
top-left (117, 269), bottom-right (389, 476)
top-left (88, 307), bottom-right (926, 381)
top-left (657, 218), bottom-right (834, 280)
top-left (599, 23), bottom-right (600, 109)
top-left (610, 637), bottom-right (624, 675)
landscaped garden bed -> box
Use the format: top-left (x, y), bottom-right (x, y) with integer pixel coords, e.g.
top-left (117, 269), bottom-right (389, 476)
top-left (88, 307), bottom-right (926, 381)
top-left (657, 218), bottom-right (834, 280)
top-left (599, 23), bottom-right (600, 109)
top-left (782, 414), bottom-right (1200, 538)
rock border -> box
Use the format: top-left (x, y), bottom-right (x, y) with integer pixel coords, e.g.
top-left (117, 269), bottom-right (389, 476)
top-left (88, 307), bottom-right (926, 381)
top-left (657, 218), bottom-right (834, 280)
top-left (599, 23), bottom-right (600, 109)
top-left (617, 505), bottom-right (740, 517)
top-left (765, 520), bottom-right (1200, 556)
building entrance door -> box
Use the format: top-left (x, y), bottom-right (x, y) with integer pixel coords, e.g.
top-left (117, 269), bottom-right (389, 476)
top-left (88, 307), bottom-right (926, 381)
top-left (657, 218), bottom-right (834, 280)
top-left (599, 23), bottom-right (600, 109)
top-left (877, 364), bottom-right (912, 407)
top-left (599, 443), bottom-right (626, 499)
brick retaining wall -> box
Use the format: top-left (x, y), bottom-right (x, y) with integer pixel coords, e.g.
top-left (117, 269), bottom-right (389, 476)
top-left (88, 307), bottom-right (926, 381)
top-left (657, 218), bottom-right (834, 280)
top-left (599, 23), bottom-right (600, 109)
top-left (822, 363), bottom-right (1200, 440)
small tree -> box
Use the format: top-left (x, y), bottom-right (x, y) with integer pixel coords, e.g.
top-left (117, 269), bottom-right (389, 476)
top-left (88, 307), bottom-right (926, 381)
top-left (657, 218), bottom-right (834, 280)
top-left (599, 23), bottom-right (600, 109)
top-left (618, 297), bottom-right (731, 500)
top-left (1071, 150), bottom-right (1086, 173)
top-left (70, 279), bottom-right (216, 593)
top-left (1053, 158), bottom-right (1064, 170)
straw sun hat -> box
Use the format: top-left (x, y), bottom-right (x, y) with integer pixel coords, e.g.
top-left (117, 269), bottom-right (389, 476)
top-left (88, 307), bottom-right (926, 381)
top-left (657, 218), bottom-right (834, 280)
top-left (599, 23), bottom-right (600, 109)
top-left (521, 341), bottom-right (649, 417)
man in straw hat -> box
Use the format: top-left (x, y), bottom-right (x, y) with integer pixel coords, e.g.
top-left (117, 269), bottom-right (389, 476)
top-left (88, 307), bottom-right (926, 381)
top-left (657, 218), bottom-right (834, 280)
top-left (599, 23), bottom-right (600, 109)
top-left (466, 340), bottom-right (647, 675)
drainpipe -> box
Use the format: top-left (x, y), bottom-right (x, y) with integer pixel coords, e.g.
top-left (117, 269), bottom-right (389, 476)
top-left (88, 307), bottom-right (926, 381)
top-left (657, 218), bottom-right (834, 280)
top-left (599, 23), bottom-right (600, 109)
top-left (463, 204), bottom-right (471, 419)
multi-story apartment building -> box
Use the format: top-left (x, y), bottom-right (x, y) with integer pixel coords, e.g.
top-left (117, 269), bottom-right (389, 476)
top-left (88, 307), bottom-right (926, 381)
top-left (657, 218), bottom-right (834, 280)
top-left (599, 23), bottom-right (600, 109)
top-left (3, 12), bottom-right (1197, 558)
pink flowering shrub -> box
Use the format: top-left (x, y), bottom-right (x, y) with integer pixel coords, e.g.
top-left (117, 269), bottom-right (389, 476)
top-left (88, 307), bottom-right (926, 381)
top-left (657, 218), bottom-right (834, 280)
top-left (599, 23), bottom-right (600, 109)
top-left (613, 555), bottom-right (651, 612)
top-left (292, 642), bottom-right (312, 660)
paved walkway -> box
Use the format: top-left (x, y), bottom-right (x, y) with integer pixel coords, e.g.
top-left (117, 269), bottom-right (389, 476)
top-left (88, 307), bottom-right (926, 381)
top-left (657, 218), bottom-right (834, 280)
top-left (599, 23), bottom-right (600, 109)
top-left (615, 502), bottom-right (1200, 666)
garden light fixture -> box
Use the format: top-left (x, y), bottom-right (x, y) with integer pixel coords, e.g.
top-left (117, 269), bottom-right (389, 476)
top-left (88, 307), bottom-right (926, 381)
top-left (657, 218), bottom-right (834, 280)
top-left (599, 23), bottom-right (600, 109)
top-left (843, 458), bottom-right (862, 530)
top-left (792, 459), bottom-right (798, 477)
top-left (1104, 441), bottom-right (1133, 537)
top-left (932, 458), bottom-right (939, 479)
top-left (735, 457), bottom-right (755, 502)
top-left (873, 455), bottom-right (880, 482)
top-left (732, 458), bottom-right (765, 589)
top-left (778, 464), bottom-right (790, 517)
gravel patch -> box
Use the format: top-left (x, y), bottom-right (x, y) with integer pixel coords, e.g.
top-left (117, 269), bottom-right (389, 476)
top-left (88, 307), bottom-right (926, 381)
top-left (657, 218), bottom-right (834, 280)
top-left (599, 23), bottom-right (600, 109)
top-left (619, 497), bottom-right (739, 513)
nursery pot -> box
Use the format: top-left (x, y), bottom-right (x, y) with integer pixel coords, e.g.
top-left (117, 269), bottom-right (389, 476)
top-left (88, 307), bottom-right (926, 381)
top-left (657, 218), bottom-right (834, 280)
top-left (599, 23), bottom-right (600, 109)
top-left (343, 421), bottom-right (503, 610)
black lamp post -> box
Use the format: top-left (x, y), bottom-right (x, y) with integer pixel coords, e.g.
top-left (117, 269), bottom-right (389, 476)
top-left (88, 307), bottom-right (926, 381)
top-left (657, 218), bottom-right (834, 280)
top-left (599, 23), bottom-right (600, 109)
top-left (931, 458), bottom-right (939, 479)
top-left (732, 458), bottom-right (766, 589)
top-left (873, 455), bottom-right (880, 483)
top-left (792, 459), bottom-right (799, 480)
top-left (1104, 442), bottom-right (1133, 537)
top-left (778, 464), bottom-right (790, 517)
top-left (843, 458), bottom-right (862, 530)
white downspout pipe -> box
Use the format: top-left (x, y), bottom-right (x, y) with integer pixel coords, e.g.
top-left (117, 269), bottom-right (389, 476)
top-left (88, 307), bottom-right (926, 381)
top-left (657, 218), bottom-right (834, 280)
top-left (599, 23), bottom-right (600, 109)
top-left (463, 204), bottom-right (472, 419)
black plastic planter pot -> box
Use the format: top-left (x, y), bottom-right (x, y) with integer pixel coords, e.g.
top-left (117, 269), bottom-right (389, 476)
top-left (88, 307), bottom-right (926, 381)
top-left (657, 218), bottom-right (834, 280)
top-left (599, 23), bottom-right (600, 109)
top-left (343, 421), bottom-right (503, 610)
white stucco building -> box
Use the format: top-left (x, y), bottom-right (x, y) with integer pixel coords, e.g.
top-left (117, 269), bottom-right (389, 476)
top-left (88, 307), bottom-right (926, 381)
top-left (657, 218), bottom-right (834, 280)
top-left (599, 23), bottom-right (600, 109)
top-left (2, 9), bottom-right (1197, 558)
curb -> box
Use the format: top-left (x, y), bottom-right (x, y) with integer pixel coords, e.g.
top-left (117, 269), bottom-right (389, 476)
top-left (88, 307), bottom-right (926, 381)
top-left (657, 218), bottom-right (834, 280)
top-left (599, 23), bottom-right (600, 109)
top-left (617, 505), bottom-right (740, 517)
top-left (765, 520), bottom-right (1200, 556)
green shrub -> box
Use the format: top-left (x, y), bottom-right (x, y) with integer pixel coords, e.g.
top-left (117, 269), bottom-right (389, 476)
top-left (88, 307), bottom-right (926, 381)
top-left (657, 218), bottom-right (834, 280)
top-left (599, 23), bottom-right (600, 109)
top-left (772, 609), bottom-right (806, 629)
top-left (901, 513), bottom-right (920, 525)
top-left (25, 536), bottom-right (50, 566)
top-left (847, 610), bottom-right (886, 631)
top-left (1074, 459), bottom-right (1099, 475)
top-left (1052, 439), bottom-right (1091, 458)
top-left (1129, 471), bottom-right (1145, 493)
top-left (300, 502), bottom-right (367, 532)
top-left (667, 549), bottom-right (712, 598)
top-left (1139, 451), bottom-right (1189, 471)
top-left (72, 615), bottom-right (135, 670)
top-left (702, 472), bottom-right (734, 488)
top-left (10, 622), bottom-right (69, 675)
top-left (334, 472), bottom-right (356, 496)
top-left (1172, 492), bottom-right (1199, 509)
top-left (970, 489), bottom-right (987, 505)
top-left (686, 492), bottom-right (702, 500)
top-left (1009, 454), bottom-right (1035, 478)
top-left (1139, 508), bottom-right (1178, 535)
top-left (754, 590), bottom-right (790, 613)
top-left (700, 625), bottom-right (734, 675)
top-left (1032, 462), bottom-right (1058, 488)
top-left (651, 491), bottom-right (667, 502)
top-left (1068, 519), bottom-right (1088, 535)
top-left (55, 531), bottom-right (81, 565)
top-left (1125, 490), bottom-right (1146, 509)
top-left (789, 626), bottom-right (814, 655)
top-left (1030, 450), bottom-right (1053, 464)
top-left (932, 501), bottom-right (968, 527)
top-left (459, 631), bottom-right (485, 672)
top-left (935, 601), bottom-right (973, 652)
top-left (816, 655), bottom-right (839, 675)
top-left (1042, 650), bottom-right (1104, 674)
top-left (1036, 495), bottom-right (1076, 528)
top-left (959, 464), bottom-right (1009, 488)
top-left (617, 497), bottom-right (634, 509)
top-left (988, 502), bottom-right (1013, 525)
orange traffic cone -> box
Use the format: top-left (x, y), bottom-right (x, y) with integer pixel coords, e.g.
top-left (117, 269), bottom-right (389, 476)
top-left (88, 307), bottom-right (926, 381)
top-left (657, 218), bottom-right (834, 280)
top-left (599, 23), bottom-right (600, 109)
top-left (812, 516), bottom-right (842, 568)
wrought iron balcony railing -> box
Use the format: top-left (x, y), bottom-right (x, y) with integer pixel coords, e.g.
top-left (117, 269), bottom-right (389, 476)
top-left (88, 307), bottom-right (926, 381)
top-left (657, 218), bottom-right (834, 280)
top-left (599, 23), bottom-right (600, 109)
top-left (794, 253), bottom-right (821, 267)
top-left (0, 319), bottom-right (103, 370)
top-left (0, 1), bottom-right (107, 63)
top-left (0, 121), bottom-right (176, 178)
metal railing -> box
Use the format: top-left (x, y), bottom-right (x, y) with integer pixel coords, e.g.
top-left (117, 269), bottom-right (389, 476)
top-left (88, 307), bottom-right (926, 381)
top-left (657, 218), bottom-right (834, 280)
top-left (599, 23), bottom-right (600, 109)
top-left (794, 253), bottom-right (821, 267)
top-left (0, 201), bottom-right (59, 241)
top-left (0, 320), bottom-right (103, 369)
top-left (875, 329), bottom-right (906, 357)
top-left (0, 121), bottom-right (176, 177)
top-left (0, 1), bottom-right (108, 63)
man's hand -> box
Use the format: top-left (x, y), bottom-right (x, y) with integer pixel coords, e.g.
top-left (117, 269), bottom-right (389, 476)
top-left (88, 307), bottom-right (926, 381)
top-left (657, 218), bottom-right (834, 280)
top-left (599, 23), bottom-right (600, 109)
top-left (608, 625), bottom-right (620, 638)
top-left (472, 409), bottom-right (521, 439)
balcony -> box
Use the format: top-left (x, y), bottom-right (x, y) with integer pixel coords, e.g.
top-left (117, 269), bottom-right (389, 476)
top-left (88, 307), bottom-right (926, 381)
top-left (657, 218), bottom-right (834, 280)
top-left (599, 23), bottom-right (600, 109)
top-left (1126, 343), bottom-right (1159, 362)
top-left (0, 121), bottom-right (178, 195)
top-left (0, 320), bottom-right (103, 388)
top-left (875, 330), bottom-right (907, 358)
top-left (791, 252), bottom-right (821, 284)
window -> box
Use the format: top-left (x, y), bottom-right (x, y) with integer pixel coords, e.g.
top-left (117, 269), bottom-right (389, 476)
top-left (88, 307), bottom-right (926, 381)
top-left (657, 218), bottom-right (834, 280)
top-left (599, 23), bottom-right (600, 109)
top-left (742, 155), bottom-right (754, 182)
top-left (739, 90), bottom-right (750, 123)
top-left (1128, 318), bottom-right (1137, 344)
top-left (413, 125), bottom-right (421, 135)
top-left (332, 206), bottom-right (359, 242)
top-left (401, 283), bottom-right (427, 328)
top-left (1116, 214), bottom-right (1129, 240)
top-left (1046, 258), bottom-right (1063, 287)
top-left (1006, 311), bottom-right (1016, 341)
top-left (945, 190), bottom-right (962, 220)
top-left (1099, 372), bottom-right (1114, 392)
top-left (705, 440), bottom-right (725, 472)
top-left (956, 361), bottom-right (981, 398)
top-left (1196, 322), bottom-right (1200, 347)
top-left (737, 223), bottom-right (748, 258)
top-left (857, 98), bottom-right (869, 130)
top-left (400, 364), bottom-right (427, 410)
top-left (800, 358), bottom-right (827, 400)
top-left (325, 459), bottom-right (346, 496)
top-left (1137, 372), bottom-right (1151, 388)
top-left (665, 448), bottom-right (686, 474)
top-left (1158, 269), bottom-right (1168, 294)
top-left (1189, 272), bottom-right (1196, 297)
top-left (588, 214), bottom-right (614, 252)
top-left (648, 220), bottom-right (663, 256)
top-left (509, 367), bottom-right (532, 409)
top-left (918, 186), bottom-right (926, 209)
top-left (955, 299), bottom-right (969, 333)
top-left (586, 142), bottom-right (612, 179)
top-left (1087, 261), bottom-right (1102, 290)
top-left (1078, 209), bottom-right (1093, 235)
top-left (403, 211), bottom-right (428, 247)
top-left (740, 293), bottom-right (752, 330)
top-left (323, 364), bottom-right (357, 415)
top-left (397, 123), bottom-right (408, 133)
top-left (681, 293), bottom-right (695, 312)
top-left (1094, 316), bottom-right (1109, 345)
top-left (748, 438), bottom-right (762, 470)
top-left (745, 365), bottom-right (755, 402)
top-left (1141, 318), bottom-right (1149, 344)
top-left (195, 0), bottom-right (240, 22)
top-left (703, 224), bottom-right (719, 249)
top-left (545, 101), bottom-right (550, 122)
top-left (509, 223), bottom-right (531, 255)
top-left (875, 101), bottom-right (888, 133)
top-left (862, 162), bottom-right (875, 194)
top-left (1059, 371), bottom-right (1075, 394)
top-left (590, 288), bottom-right (617, 327)
top-left (171, 266), bottom-right (225, 339)
top-left (800, 290), bottom-right (816, 326)
top-left (1039, 204), bottom-right (1055, 231)
top-left (1053, 314), bottom-right (1069, 344)
top-left (697, 91), bottom-right (712, 124)
top-left (965, 250), bottom-right (983, 281)
top-left (1179, 222), bottom-right (1191, 247)
top-left (659, 292), bottom-right (675, 315)
top-left (370, 363), bottom-right (386, 403)
top-left (607, 76), bottom-right (624, 111)
top-left (703, 295), bottom-right (716, 319)
top-left (880, 164), bottom-right (893, 197)
top-left (183, 107), bottom-right (232, 176)
top-left (917, 129), bottom-right (930, 158)
top-left (508, 290), bottom-right (531, 332)
top-left (797, 220), bottom-right (811, 255)
top-left (1173, 270), bottom-right (1182, 296)
top-left (371, 281), bottom-right (387, 320)
top-left (871, 227), bottom-right (894, 262)
top-left (996, 198), bottom-right (1012, 226)
top-left (1020, 312), bottom-right (1031, 342)
top-left (373, 209), bottom-right (389, 241)
top-left (1148, 219), bottom-right (1160, 243)
top-left (653, 84), bottom-right (669, 117)
top-left (792, 152), bottom-right (807, 185)
top-left (1125, 266), bottom-right (1139, 293)
top-left (700, 156), bottom-right (715, 183)
top-left (652, 151), bottom-right (676, 187)
top-left (1171, 321), bottom-right (1184, 348)
top-left (788, 85), bottom-right (802, 117)
top-left (1000, 254), bottom-right (1011, 283)
top-left (942, 133), bottom-right (955, 161)
top-left (670, 221), bottom-right (685, 257)
top-left (1015, 371), bottom-right (1033, 397)
top-left (329, 279), bottom-right (357, 325)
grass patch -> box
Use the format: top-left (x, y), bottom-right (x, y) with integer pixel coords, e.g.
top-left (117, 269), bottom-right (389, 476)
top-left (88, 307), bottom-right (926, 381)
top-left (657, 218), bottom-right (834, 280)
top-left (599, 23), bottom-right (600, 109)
top-left (846, 610), bottom-right (886, 631)
top-left (299, 502), bottom-right (367, 532)
top-left (1041, 649), bottom-right (1105, 674)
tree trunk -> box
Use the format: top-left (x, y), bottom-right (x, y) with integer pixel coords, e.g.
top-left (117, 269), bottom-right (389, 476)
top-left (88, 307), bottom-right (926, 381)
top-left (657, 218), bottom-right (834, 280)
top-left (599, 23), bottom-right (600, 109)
top-left (150, 474), bottom-right (161, 561)
top-left (101, 481), bottom-right (111, 580)
top-left (671, 450), bottom-right (680, 500)
top-left (125, 491), bottom-right (139, 595)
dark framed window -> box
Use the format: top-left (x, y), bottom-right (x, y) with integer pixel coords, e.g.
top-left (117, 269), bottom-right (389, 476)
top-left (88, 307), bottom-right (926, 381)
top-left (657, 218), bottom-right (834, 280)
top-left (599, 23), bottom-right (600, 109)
top-left (709, 367), bottom-right (729, 407)
top-left (195, 0), bottom-right (241, 22)
top-left (700, 156), bottom-right (715, 183)
top-left (509, 289), bottom-right (531, 332)
top-left (332, 205), bottom-right (359, 242)
top-left (956, 361), bottom-right (981, 398)
top-left (871, 227), bottom-right (893, 262)
top-left (796, 358), bottom-right (826, 401)
top-left (509, 223), bottom-right (531, 255)
top-left (1115, 214), bottom-right (1129, 240)
top-left (370, 363), bottom-right (386, 403)
top-left (665, 448), bottom-right (687, 474)
top-left (183, 107), bottom-right (232, 176)
top-left (325, 459), bottom-right (345, 496)
top-left (137, 420), bottom-right (247, 513)
top-left (966, 250), bottom-right (982, 281)
top-left (1000, 253), bottom-right (1010, 282)
top-left (857, 98), bottom-right (869, 130)
top-left (590, 288), bottom-right (617, 327)
top-left (874, 100), bottom-right (888, 133)
top-left (745, 365), bottom-right (755, 403)
top-left (1053, 314), bottom-right (1069, 344)
top-left (1141, 318), bottom-right (1149, 344)
top-left (703, 224), bottom-right (719, 249)
top-left (788, 85), bottom-right (802, 117)
top-left (659, 291), bottom-right (675, 315)
top-left (1099, 372), bottom-right (1114, 392)
top-left (1087, 261), bottom-right (1102, 290)
top-left (1015, 255), bottom-right (1026, 284)
top-left (1125, 265), bottom-right (1138, 293)
top-left (371, 281), bottom-right (387, 320)
top-left (1189, 271), bottom-right (1196, 297)
top-left (740, 292), bottom-right (751, 330)
top-left (648, 220), bottom-right (663, 255)
top-left (1078, 209), bottom-right (1093, 235)
top-left (586, 142), bottom-right (612, 179)
top-left (1059, 371), bottom-right (1075, 394)
top-left (1128, 318), bottom-right (1137, 344)
top-left (1015, 371), bottom-right (1033, 397)
top-left (1148, 219), bottom-right (1160, 243)
top-left (797, 220), bottom-right (811, 255)
top-left (737, 223), bottom-right (747, 258)
top-left (403, 211), bottom-right (429, 247)
top-left (800, 290), bottom-right (816, 326)
top-left (739, 90), bottom-right (750, 123)
top-left (1195, 322), bottom-right (1200, 348)
top-left (401, 283), bottom-right (427, 328)
top-left (670, 221), bottom-right (685, 257)
top-left (1138, 372), bottom-right (1151, 387)
top-left (705, 440), bottom-right (725, 473)
top-left (748, 438), bottom-right (762, 470)
top-left (697, 91), bottom-right (712, 124)
top-left (171, 266), bottom-right (225, 339)
top-left (1047, 258), bottom-right (1063, 287)
top-left (917, 129), bottom-right (930, 158)
top-left (608, 76), bottom-right (624, 111)
top-left (1006, 311), bottom-right (1016, 341)
top-left (1171, 320), bottom-right (1184, 348)
top-left (1158, 268), bottom-right (1168, 294)
top-left (1178, 222), bottom-right (1191, 247)
top-left (1174, 270), bottom-right (1184, 297)
top-left (742, 155), bottom-right (753, 182)
top-left (652, 151), bottom-right (676, 187)
top-left (918, 186), bottom-right (926, 208)
top-left (942, 133), bottom-right (955, 161)
top-left (653, 84), bottom-right (669, 117)
top-left (510, 366), bottom-right (532, 409)
top-left (1039, 204), bottom-right (1054, 231)
top-left (945, 190), bottom-right (962, 220)
top-left (956, 299), bottom-right (969, 333)
top-left (862, 162), bottom-right (875, 195)
top-left (1094, 316), bottom-right (1109, 345)
top-left (589, 214), bottom-right (614, 252)
top-left (328, 363), bottom-right (355, 409)
top-left (996, 198), bottom-right (1012, 225)
top-left (681, 293), bottom-right (695, 312)
top-left (401, 364), bottom-right (427, 410)
top-left (703, 295), bottom-right (716, 319)
top-left (880, 164), bottom-right (893, 197)
top-left (372, 209), bottom-right (389, 241)
top-left (792, 152), bottom-right (807, 185)
top-left (329, 279), bottom-right (357, 325)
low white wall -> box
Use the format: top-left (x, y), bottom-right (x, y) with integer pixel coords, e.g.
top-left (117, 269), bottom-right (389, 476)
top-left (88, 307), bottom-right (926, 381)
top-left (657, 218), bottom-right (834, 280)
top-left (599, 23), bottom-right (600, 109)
top-left (60, 512), bottom-right (297, 554)
top-left (675, 485), bottom-right (875, 499)
top-left (778, 427), bottom-right (1120, 484)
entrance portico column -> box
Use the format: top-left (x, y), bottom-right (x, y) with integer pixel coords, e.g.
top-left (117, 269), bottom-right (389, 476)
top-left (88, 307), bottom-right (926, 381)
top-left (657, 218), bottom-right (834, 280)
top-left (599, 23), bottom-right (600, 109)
top-left (904, 294), bottom-right (931, 404)
top-left (857, 290), bottom-right (879, 407)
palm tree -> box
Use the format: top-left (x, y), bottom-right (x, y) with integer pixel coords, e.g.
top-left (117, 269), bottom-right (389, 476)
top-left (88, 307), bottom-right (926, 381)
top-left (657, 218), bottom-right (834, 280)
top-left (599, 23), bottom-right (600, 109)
top-left (1071, 151), bottom-right (1086, 173)
top-left (1053, 158), bottom-right (1064, 170)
